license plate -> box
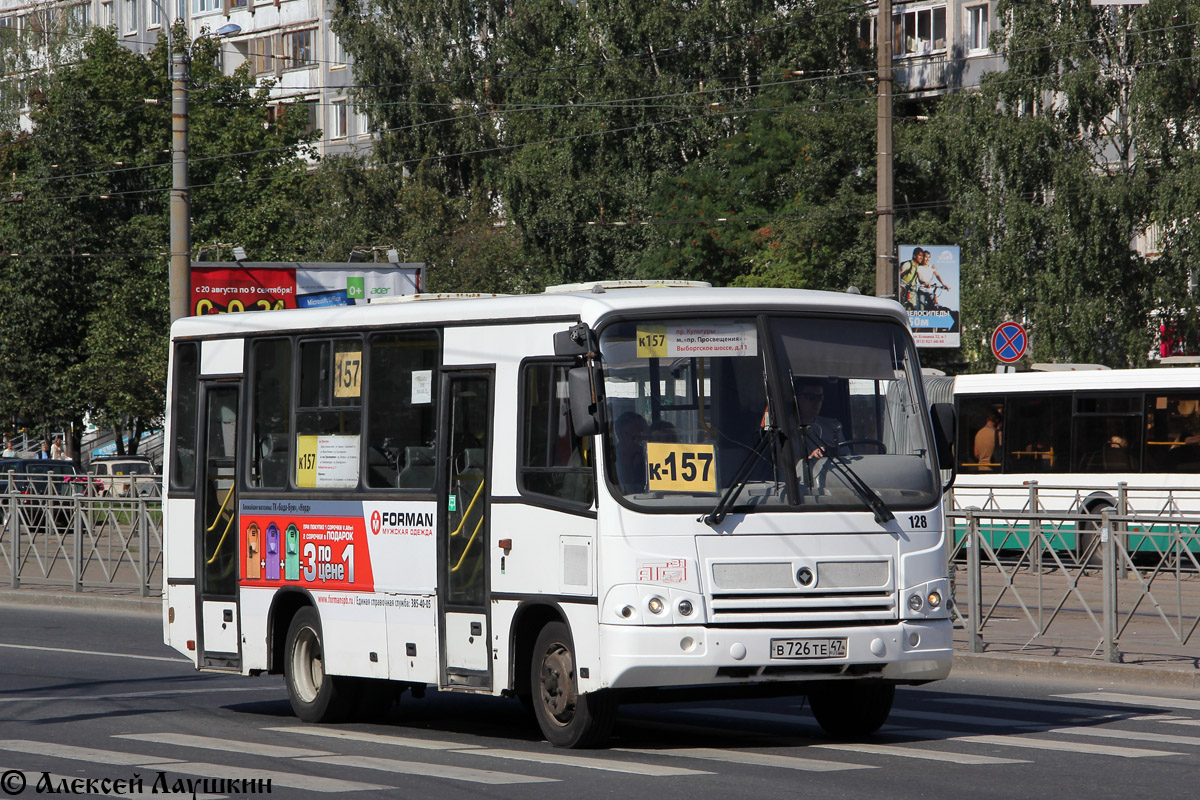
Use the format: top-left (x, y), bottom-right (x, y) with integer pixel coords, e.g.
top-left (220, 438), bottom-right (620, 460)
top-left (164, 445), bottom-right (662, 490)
top-left (770, 637), bottom-right (847, 659)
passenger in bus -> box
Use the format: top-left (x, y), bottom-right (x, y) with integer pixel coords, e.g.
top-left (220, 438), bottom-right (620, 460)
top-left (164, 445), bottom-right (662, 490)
top-left (614, 411), bottom-right (649, 491)
top-left (794, 379), bottom-right (845, 458)
top-left (973, 412), bottom-right (1002, 470)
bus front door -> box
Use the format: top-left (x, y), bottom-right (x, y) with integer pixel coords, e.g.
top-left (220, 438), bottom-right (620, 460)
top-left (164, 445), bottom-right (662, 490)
top-left (439, 371), bottom-right (493, 689)
top-left (196, 382), bottom-right (241, 670)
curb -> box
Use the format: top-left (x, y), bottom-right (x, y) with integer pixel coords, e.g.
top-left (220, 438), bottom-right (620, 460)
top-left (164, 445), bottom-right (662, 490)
top-left (952, 650), bottom-right (1200, 690)
top-left (0, 589), bottom-right (161, 616)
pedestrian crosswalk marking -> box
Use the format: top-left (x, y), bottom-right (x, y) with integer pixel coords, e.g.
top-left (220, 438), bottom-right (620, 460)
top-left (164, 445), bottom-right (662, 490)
top-left (150, 761), bottom-right (390, 793)
top-left (1054, 726), bottom-right (1200, 748)
top-left (0, 740), bottom-right (180, 766)
top-left (1055, 692), bottom-right (1200, 712)
top-left (886, 709), bottom-right (1041, 729)
top-left (116, 733), bottom-right (333, 759)
top-left (266, 725), bottom-right (482, 751)
top-left (613, 746), bottom-right (869, 772)
top-left (810, 741), bottom-right (1027, 765)
top-left (932, 697), bottom-right (1134, 720)
top-left (299, 754), bottom-right (556, 784)
top-left (456, 748), bottom-right (712, 776)
top-left (904, 729), bottom-right (1185, 758)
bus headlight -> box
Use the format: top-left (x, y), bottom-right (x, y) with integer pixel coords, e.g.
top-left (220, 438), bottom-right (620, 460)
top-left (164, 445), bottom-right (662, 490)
top-left (677, 599), bottom-right (694, 616)
top-left (927, 591), bottom-right (942, 609)
top-left (908, 593), bottom-right (924, 612)
top-left (647, 596), bottom-right (666, 615)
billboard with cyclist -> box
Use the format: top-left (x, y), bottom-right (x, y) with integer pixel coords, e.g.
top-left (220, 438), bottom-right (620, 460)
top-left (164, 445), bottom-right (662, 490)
top-left (898, 244), bottom-right (960, 348)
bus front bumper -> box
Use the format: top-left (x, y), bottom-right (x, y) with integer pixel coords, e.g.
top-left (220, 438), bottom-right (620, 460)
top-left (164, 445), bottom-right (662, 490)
top-left (597, 619), bottom-right (952, 689)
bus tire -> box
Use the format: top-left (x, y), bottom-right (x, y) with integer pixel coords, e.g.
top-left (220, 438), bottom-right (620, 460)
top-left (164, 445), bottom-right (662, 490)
top-left (809, 680), bottom-right (895, 738)
top-left (530, 621), bottom-right (616, 748)
top-left (284, 607), bottom-right (358, 723)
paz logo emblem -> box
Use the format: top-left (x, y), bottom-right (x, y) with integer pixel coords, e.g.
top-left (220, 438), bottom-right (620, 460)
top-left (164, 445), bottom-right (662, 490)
top-left (347, 277), bottom-right (365, 299)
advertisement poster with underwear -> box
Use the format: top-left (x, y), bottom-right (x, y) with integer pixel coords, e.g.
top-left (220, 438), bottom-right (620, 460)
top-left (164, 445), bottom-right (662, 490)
top-left (898, 244), bottom-right (961, 348)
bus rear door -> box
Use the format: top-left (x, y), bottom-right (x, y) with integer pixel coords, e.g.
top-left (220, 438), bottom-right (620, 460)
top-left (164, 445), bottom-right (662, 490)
top-left (196, 381), bottom-right (241, 670)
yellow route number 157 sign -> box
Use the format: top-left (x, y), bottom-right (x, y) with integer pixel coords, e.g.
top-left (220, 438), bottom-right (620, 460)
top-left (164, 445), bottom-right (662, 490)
top-left (645, 442), bottom-right (717, 493)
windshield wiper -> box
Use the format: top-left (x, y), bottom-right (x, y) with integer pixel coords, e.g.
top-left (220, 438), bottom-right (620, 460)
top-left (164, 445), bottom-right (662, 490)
top-left (702, 426), bottom-right (779, 527)
top-left (799, 427), bottom-right (894, 526)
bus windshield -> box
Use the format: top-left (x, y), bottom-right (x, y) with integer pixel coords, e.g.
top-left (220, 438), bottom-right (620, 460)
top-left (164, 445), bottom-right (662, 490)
top-left (598, 315), bottom-right (938, 514)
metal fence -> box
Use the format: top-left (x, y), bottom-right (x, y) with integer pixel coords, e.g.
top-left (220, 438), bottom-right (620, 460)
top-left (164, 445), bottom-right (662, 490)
top-left (949, 485), bottom-right (1200, 665)
top-left (0, 474), bottom-right (162, 596)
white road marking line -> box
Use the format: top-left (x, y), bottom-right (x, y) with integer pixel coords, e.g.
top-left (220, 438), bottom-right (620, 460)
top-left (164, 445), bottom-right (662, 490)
top-left (116, 733), bottom-right (333, 758)
top-left (0, 741), bottom-right (388, 793)
top-left (904, 729), bottom-right (1184, 758)
top-left (887, 709), bottom-right (1041, 729)
top-left (0, 687), bottom-right (267, 704)
top-left (154, 761), bottom-right (389, 793)
top-left (0, 642), bottom-right (187, 664)
top-left (810, 741), bottom-right (1027, 765)
top-left (1054, 726), bottom-right (1200, 748)
top-left (466, 748), bottom-right (712, 776)
top-left (1159, 719), bottom-right (1200, 728)
top-left (678, 708), bottom-right (825, 729)
top-left (265, 725), bottom-right (483, 751)
top-left (0, 740), bottom-right (180, 766)
top-left (613, 746), bottom-right (870, 772)
top-left (300, 754), bottom-right (556, 785)
top-left (1055, 692), bottom-right (1200, 712)
top-left (932, 697), bottom-right (1136, 719)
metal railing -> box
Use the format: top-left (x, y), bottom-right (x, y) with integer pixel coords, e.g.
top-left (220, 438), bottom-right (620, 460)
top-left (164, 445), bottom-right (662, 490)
top-left (0, 471), bottom-right (162, 596)
top-left (949, 498), bottom-right (1200, 664)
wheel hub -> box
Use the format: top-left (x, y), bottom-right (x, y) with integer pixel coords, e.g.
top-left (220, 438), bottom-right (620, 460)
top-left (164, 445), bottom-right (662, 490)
top-left (539, 644), bottom-right (576, 724)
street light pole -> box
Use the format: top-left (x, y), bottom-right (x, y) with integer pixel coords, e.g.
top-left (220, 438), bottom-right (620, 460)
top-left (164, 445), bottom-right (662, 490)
top-left (169, 42), bottom-right (190, 323)
top-left (875, 0), bottom-right (895, 300)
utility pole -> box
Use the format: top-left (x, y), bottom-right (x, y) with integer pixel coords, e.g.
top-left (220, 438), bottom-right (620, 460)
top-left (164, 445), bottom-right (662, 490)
top-left (875, 0), bottom-right (895, 300)
top-left (169, 36), bottom-right (190, 322)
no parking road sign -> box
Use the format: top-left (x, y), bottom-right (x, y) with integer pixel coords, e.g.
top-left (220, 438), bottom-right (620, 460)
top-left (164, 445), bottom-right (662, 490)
top-left (991, 322), bottom-right (1028, 364)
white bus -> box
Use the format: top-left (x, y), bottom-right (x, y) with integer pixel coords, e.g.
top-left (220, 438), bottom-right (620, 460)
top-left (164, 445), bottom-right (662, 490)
top-left (162, 283), bottom-right (956, 747)
top-left (951, 368), bottom-right (1200, 554)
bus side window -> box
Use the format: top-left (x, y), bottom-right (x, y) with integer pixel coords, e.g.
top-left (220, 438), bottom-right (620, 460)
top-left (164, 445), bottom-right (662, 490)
top-left (366, 331), bottom-right (440, 490)
top-left (295, 338), bottom-right (364, 488)
top-left (170, 342), bottom-right (200, 491)
top-left (518, 361), bottom-right (594, 506)
top-left (249, 338), bottom-right (292, 489)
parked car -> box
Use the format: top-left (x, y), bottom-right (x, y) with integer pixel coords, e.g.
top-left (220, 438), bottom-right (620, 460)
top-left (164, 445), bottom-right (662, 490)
top-left (88, 456), bottom-right (157, 497)
top-left (0, 458), bottom-right (97, 495)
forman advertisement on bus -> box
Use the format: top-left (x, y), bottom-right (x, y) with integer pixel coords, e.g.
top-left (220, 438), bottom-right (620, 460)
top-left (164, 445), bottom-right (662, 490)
top-left (898, 244), bottom-right (961, 348)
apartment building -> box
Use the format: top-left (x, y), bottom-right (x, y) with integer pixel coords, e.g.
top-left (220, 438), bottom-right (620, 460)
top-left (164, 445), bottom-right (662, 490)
top-left (0, 0), bottom-right (372, 157)
top-left (860, 0), bottom-right (1004, 97)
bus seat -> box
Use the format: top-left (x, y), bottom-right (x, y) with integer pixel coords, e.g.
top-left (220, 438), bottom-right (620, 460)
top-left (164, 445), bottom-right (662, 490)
top-left (398, 446), bottom-right (436, 488)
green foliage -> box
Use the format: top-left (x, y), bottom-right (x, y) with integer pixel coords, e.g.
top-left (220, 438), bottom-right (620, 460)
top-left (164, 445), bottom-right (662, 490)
top-left (0, 27), bottom-right (314, 441)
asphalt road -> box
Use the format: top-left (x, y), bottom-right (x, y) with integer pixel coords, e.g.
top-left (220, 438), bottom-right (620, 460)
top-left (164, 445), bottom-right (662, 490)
top-left (0, 605), bottom-right (1197, 799)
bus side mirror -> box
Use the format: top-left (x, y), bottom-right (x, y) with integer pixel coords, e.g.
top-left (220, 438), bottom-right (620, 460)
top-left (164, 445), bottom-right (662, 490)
top-left (554, 323), bottom-right (594, 357)
top-left (930, 402), bottom-right (956, 471)
top-left (568, 366), bottom-right (602, 438)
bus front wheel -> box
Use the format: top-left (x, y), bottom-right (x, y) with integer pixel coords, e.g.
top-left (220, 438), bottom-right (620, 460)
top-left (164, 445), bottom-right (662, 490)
top-left (531, 621), bottom-right (616, 748)
top-left (809, 680), bottom-right (895, 738)
top-left (284, 607), bottom-right (357, 723)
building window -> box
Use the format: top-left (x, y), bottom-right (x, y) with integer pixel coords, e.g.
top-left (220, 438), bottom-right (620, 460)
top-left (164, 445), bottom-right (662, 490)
top-left (857, 15), bottom-right (874, 50)
top-left (330, 31), bottom-right (346, 68)
top-left (194, 0), bottom-right (219, 14)
top-left (330, 99), bottom-right (348, 138)
top-left (123, 0), bottom-right (137, 34)
top-left (305, 99), bottom-right (319, 135)
top-left (893, 5), bottom-right (946, 56)
top-left (252, 36), bottom-right (274, 75)
top-left (231, 0), bottom-right (249, 7)
top-left (966, 4), bottom-right (989, 53)
top-left (150, 0), bottom-right (161, 26)
top-left (283, 29), bottom-right (315, 69)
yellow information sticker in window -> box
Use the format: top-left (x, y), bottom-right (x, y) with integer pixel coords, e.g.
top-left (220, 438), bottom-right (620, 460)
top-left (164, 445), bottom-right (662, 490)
top-left (295, 435), bottom-right (318, 488)
top-left (646, 442), bottom-right (717, 493)
top-left (636, 325), bottom-right (668, 358)
top-left (334, 350), bottom-right (363, 398)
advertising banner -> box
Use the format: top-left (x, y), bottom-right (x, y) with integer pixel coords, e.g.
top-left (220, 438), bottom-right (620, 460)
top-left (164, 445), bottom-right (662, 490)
top-left (898, 244), bottom-right (961, 348)
top-left (191, 262), bottom-right (425, 315)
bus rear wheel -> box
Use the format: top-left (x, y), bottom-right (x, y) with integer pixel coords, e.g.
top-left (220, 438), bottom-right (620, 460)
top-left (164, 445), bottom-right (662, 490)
top-left (531, 621), bottom-right (616, 748)
top-left (284, 607), bottom-right (357, 723)
top-left (809, 680), bottom-right (895, 738)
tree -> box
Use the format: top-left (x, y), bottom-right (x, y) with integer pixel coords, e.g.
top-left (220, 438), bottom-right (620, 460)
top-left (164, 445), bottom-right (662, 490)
top-left (0, 27), bottom-right (316, 455)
